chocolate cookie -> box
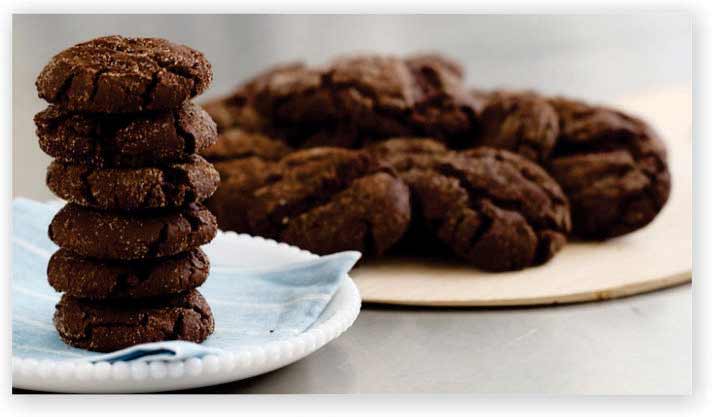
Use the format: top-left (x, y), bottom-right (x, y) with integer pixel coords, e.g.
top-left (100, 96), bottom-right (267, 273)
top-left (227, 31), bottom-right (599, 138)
top-left (405, 53), bottom-right (465, 80)
top-left (54, 289), bottom-right (214, 352)
top-left (201, 95), bottom-right (270, 134)
top-left (201, 130), bottom-right (293, 232)
top-left (393, 146), bottom-right (570, 271)
top-left (48, 203), bottom-right (217, 260)
top-left (208, 148), bottom-right (411, 256)
top-left (279, 171), bottom-right (411, 255)
top-left (47, 155), bottom-right (220, 211)
top-left (207, 157), bottom-right (279, 232)
top-left (35, 101), bottom-right (217, 167)
top-left (476, 90), bottom-right (559, 162)
top-left (48, 248), bottom-right (209, 300)
top-left (202, 96), bottom-right (363, 149)
top-left (248, 148), bottom-right (379, 233)
top-left (247, 54), bottom-right (482, 146)
top-left (201, 128), bottom-right (292, 162)
top-left (36, 35), bottom-right (212, 113)
top-left (201, 62), bottom-right (307, 133)
top-left (547, 97), bottom-right (671, 239)
top-left (367, 138), bottom-right (455, 256)
top-left (368, 137), bottom-right (451, 170)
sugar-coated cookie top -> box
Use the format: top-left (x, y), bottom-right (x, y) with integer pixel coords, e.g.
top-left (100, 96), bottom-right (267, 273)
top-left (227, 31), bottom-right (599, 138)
top-left (36, 35), bottom-right (212, 113)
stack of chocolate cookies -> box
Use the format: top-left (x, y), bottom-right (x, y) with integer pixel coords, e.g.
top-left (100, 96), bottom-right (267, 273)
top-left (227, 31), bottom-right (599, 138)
top-left (201, 53), bottom-right (671, 272)
top-left (34, 36), bottom-right (220, 352)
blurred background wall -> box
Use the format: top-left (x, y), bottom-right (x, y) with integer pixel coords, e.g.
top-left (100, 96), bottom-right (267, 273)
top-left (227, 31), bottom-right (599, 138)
top-left (13, 14), bottom-right (691, 201)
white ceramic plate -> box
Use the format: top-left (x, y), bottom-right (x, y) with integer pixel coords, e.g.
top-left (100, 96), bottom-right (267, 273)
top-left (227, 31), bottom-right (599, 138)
top-left (12, 233), bottom-right (362, 393)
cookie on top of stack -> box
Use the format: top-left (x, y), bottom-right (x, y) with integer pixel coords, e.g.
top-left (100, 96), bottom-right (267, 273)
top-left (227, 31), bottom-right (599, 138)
top-left (35, 35), bottom-right (219, 352)
top-left (201, 53), bottom-right (671, 272)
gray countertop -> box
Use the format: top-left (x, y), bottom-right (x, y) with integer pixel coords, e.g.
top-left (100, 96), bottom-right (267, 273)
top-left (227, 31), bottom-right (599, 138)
top-left (177, 285), bottom-right (691, 394)
top-left (14, 285), bottom-right (691, 394)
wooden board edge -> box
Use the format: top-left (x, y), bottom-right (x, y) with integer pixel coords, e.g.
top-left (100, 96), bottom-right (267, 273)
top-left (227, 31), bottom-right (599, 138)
top-left (359, 270), bottom-right (691, 307)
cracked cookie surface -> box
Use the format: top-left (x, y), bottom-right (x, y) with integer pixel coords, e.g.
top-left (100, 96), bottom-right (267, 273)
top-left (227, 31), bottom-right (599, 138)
top-left (279, 171), bottom-right (412, 255)
top-left (201, 93), bottom-right (272, 134)
top-left (202, 131), bottom-right (293, 232)
top-left (201, 128), bottom-right (292, 162)
top-left (366, 138), bottom-right (455, 256)
top-left (207, 157), bottom-right (279, 232)
top-left (54, 289), bottom-right (214, 352)
top-left (229, 54), bottom-right (482, 147)
top-left (368, 137), bottom-right (451, 170)
top-left (47, 154), bottom-right (220, 210)
top-left (207, 148), bottom-right (411, 256)
top-left (202, 94), bottom-right (371, 150)
top-left (35, 101), bottom-right (217, 167)
top-left (247, 148), bottom-right (411, 256)
top-left (49, 203), bottom-right (217, 260)
top-left (547, 97), bottom-right (671, 239)
top-left (476, 90), bottom-right (559, 162)
top-left (371, 139), bottom-right (570, 271)
top-left (36, 35), bottom-right (212, 113)
top-left (48, 248), bottom-right (209, 300)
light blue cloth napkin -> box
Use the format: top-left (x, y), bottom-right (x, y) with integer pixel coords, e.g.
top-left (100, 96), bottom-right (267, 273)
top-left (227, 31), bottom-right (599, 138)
top-left (12, 198), bottom-right (360, 363)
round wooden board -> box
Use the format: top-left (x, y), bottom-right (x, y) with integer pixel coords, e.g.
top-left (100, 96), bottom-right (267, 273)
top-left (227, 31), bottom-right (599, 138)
top-left (352, 85), bottom-right (692, 306)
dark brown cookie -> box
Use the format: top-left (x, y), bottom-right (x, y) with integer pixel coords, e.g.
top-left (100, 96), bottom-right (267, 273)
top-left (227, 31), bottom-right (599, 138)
top-left (368, 137), bottom-right (451, 171)
top-left (201, 95), bottom-right (270, 133)
top-left (200, 129), bottom-right (291, 232)
top-left (390, 145), bottom-right (570, 271)
top-left (246, 54), bottom-right (482, 147)
top-left (202, 96), bottom-right (365, 149)
top-left (255, 148), bottom-right (411, 255)
top-left (201, 128), bottom-right (292, 162)
top-left (36, 35), bottom-right (212, 113)
top-left (280, 171), bottom-right (411, 255)
top-left (54, 289), bottom-right (214, 352)
top-left (47, 155), bottom-right (220, 211)
top-left (547, 97), bottom-right (671, 239)
top-left (206, 157), bottom-right (279, 232)
top-left (48, 203), bottom-right (217, 260)
top-left (476, 90), bottom-right (559, 162)
top-left (405, 53), bottom-right (465, 80)
top-left (48, 248), bottom-right (209, 300)
top-left (207, 148), bottom-right (411, 256)
top-left (366, 138), bottom-right (455, 256)
top-left (35, 101), bottom-right (217, 167)
top-left (201, 62), bottom-right (307, 133)
top-left (291, 123), bottom-right (367, 149)
top-left (247, 148), bottom-right (378, 234)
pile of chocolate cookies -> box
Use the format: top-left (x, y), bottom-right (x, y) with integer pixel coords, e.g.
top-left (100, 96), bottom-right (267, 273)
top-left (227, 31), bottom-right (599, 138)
top-left (201, 54), bottom-right (671, 272)
top-left (35, 36), bottom-right (220, 351)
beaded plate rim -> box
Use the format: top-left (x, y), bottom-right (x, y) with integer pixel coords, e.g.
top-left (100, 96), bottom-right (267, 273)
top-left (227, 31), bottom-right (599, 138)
top-left (12, 231), bottom-right (362, 393)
